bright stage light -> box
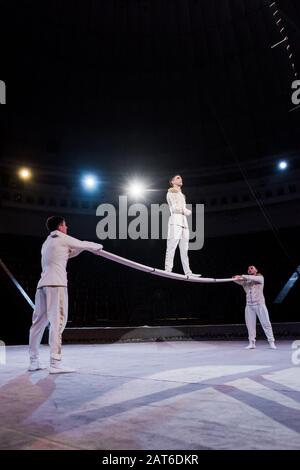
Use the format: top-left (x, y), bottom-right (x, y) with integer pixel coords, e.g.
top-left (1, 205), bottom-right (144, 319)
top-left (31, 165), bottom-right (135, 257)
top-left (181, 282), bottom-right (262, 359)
top-left (278, 160), bottom-right (288, 170)
top-left (18, 167), bottom-right (32, 180)
top-left (82, 174), bottom-right (99, 190)
top-left (127, 181), bottom-right (146, 198)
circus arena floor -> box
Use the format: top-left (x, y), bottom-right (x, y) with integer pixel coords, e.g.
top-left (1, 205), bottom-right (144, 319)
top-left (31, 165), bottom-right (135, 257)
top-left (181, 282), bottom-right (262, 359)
top-left (1, 340), bottom-right (300, 450)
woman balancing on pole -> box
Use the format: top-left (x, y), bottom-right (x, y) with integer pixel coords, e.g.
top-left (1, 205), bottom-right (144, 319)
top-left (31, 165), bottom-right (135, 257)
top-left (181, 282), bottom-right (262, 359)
top-left (233, 265), bottom-right (276, 349)
top-left (164, 174), bottom-right (201, 277)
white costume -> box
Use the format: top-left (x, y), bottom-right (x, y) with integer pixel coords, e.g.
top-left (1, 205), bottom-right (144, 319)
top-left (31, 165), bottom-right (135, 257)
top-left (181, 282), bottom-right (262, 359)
top-left (234, 274), bottom-right (275, 344)
top-left (29, 230), bottom-right (103, 362)
top-left (165, 187), bottom-right (192, 275)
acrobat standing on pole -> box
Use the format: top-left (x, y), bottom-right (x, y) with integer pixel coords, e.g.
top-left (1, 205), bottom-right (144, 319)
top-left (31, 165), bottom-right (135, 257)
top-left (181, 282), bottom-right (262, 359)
top-left (164, 174), bottom-right (201, 277)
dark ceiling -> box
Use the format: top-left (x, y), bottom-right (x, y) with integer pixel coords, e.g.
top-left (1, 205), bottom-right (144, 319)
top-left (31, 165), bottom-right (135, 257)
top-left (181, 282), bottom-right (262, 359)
top-left (1, 0), bottom-right (300, 174)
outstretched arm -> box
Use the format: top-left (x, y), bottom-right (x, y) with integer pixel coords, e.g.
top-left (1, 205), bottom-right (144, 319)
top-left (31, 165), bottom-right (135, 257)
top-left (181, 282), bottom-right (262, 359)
top-left (63, 233), bottom-right (103, 255)
top-left (232, 275), bottom-right (244, 285)
top-left (241, 275), bottom-right (264, 284)
top-left (232, 274), bottom-right (263, 284)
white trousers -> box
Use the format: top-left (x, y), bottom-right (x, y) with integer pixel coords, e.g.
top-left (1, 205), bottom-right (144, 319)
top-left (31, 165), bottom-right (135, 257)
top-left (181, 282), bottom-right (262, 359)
top-left (165, 224), bottom-right (191, 275)
top-left (245, 304), bottom-right (275, 343)
top-left (29, 286), bottom-right (68, 361)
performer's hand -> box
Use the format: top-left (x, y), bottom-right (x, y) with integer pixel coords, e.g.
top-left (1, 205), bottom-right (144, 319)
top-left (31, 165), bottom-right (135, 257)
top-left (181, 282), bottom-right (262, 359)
top-left (232, 275), bottom-right (243, 280)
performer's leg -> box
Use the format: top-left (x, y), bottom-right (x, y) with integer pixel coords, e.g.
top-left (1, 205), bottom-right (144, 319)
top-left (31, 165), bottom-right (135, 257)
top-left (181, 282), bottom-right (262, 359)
top-left (29, 288), bottom-right (48, 360)
top-left (245, 305), bottom-right (257, 347)
top-left (46, 287), bottom-right (68, 361)
top-left (179, 227), bottom-right (192, 275)
top-left (46, 287), bottom-right (74, 373)
top-left (165, 224), bottom-right (181, 272)
top-left (256, 304), bottom-right (275, 345)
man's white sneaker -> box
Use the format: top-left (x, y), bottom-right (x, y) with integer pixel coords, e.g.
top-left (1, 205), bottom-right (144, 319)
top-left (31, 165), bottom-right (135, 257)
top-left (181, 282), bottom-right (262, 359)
top-left (269, 342), bottom-right (277, 349)
top-left (28, 359), bottom-right (46, 371)
top-left (49, 365), bottom-right (76, 374)
top-left (188, 273), bottom-right (202, 277)
top-left (245, 342), bottom-right (256, 349)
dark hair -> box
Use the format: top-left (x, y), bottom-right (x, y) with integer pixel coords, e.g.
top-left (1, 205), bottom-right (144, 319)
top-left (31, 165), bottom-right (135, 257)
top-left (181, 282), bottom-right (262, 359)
top-left (46, 216), bottom-right (65, 232)
top-left (169, 174), bottom-right (180, 187)
top-left (248, 265), bottom-right (262, 275)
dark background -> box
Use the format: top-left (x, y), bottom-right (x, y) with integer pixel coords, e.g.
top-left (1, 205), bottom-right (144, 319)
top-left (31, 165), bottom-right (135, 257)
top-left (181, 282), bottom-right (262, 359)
top-left (1, 0), bottom-right (300, 173)
top-left (0, 0), bottom-right (300, 342)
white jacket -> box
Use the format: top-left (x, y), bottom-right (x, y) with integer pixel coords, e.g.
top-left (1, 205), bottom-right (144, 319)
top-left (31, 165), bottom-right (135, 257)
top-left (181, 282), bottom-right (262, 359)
top-left (166, 188), bottom-right (191, 228)
top-left (234, 274), bottom-right (265, 306)
top-left (37, 230), bottom-right (103, 288)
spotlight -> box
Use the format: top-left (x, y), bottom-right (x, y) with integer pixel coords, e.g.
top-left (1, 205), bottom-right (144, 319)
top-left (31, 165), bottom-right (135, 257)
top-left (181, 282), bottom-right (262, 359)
top-left (82, 174), bottom-right (99, 190)
top-left (127, 181), bottom-right (146, 198)
top-left (18, 167), bottom-right (32, 180)
top-left (278, 160), bottom-right (288, 171)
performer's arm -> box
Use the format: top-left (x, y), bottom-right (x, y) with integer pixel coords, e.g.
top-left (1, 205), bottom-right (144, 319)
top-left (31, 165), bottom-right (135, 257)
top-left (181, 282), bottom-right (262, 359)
top-left (167, 192), bottom-right (191, 215)
top-left (68, 247), bottom-right (84, 259)
top-left (182, 194), bottom-right (191, 216)
top-left (232, 275), bottom-right (244, 285)
top-left (241, 275), bottom-right (264, 284)
top-left (184, 209), bottom-right (191, 216)
top-left (62, 233), bottom-right (103, 255)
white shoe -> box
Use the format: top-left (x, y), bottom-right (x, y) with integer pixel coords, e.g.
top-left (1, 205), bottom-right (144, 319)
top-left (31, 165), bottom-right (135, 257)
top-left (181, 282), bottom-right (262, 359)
top-left (28, 359), bottom-right (46, 371)
top-left (245, 342), bottom-right (256, 349)
top-left (49, 359), bottom-right (76, 374)
top-left (269, 341), bottom-right (277, 349)
top-left (188, 273), bottom-right (202, 277)
top-left (49, 365), bottom-right (76, 374)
